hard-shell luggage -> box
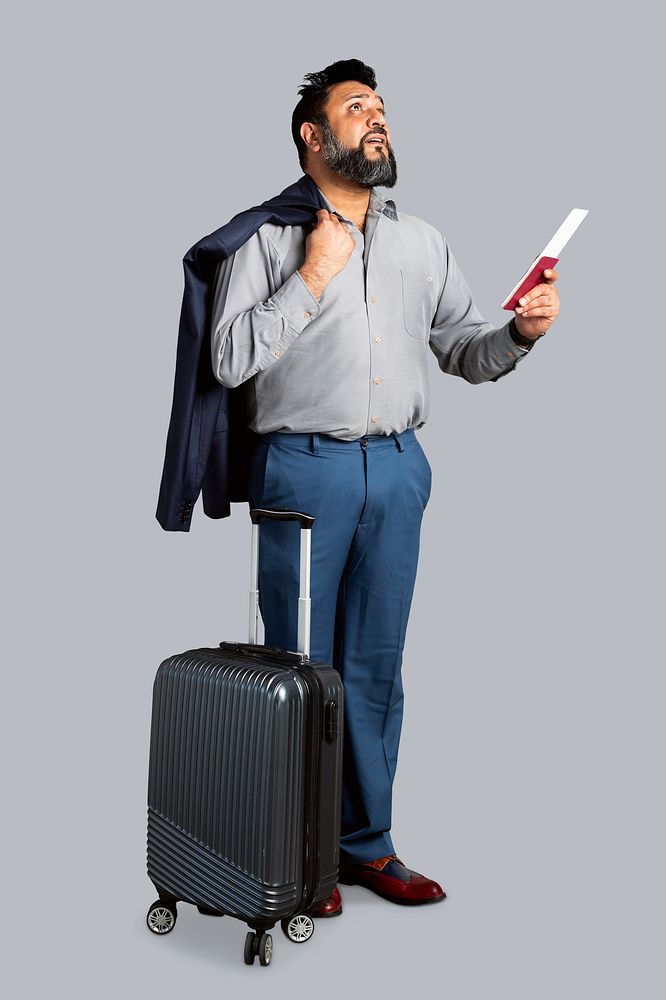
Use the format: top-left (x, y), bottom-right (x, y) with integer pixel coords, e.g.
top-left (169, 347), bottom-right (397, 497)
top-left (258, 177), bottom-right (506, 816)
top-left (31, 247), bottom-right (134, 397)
top-left (145, 507), bottom-right (344, 967)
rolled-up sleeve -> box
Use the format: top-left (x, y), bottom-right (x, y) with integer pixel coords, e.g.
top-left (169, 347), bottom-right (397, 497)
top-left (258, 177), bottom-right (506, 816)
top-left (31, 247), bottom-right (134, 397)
top-left (210, 227), bottom-right (321, 388)
top-left (428, 233), bottom-right (532, 385)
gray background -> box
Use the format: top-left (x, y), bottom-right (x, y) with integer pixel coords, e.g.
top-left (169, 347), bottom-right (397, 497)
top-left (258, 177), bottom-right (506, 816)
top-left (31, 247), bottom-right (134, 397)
top-left (3, 0), bottom-right (663, 996)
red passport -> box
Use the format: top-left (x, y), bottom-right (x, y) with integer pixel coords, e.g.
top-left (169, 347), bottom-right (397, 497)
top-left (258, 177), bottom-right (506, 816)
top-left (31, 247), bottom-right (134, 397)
top-left (501, 208), bottom-right (588, 311)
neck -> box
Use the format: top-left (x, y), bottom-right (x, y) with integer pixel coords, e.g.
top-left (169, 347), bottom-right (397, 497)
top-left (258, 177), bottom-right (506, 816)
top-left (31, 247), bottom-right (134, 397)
top-left (306, 168), bottom-right (372, 222)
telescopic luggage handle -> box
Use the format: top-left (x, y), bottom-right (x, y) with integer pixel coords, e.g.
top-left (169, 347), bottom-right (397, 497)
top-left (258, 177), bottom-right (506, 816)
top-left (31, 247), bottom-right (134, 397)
top-left (248, 507), bottom-right (315, 659)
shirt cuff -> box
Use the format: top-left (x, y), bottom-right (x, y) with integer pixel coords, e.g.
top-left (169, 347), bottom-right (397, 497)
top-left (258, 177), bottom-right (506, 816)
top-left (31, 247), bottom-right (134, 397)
top-left (271, 269), bottom-right (322, 335)
top-left (488, 321), bottom-right (534, 382)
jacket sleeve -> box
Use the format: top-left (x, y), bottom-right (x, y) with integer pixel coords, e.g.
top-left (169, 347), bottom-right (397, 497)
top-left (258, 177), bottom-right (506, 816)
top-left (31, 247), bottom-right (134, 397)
top-left (428, 233), bottom-right (533, 384)
top-left (210, 226), bottom-right (322, 388)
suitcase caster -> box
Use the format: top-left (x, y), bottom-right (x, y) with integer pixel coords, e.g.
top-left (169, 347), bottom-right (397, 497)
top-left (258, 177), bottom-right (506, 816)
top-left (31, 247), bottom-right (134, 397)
top-left (146, 899), bottom-right (177, 935)
top-left (281, 913), bottom-right (315, 942)
top-left (244, 930), bottom-right (273, 966)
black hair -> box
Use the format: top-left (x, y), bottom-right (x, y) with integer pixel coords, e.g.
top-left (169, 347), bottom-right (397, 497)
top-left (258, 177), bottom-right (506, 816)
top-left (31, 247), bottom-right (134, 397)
top-left (291, 59), bottom-right (378, 171)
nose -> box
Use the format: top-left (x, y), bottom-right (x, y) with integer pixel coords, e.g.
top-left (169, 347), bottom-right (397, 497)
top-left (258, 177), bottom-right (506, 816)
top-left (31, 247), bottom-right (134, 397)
top-left (369, 108), bottom-right (386, 129)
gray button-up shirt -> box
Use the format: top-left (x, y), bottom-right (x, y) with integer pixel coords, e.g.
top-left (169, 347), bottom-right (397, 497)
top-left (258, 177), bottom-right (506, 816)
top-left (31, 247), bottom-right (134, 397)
top-left (210, 183), bottom-right (531, 440)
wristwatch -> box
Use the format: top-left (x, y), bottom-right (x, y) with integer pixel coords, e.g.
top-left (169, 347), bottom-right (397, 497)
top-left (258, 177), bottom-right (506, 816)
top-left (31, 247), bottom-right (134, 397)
top-left (509, 317), bottom-right (536, 350)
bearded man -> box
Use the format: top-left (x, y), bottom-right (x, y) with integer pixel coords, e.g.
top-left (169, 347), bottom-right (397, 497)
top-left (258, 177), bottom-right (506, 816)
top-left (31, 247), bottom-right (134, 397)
top-left (208, 58), bottom-right (560, 915)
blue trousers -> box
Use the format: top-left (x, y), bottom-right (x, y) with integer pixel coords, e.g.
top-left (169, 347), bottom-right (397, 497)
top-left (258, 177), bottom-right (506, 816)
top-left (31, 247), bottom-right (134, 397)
top-left (247, 428), bottom-right (432, 863)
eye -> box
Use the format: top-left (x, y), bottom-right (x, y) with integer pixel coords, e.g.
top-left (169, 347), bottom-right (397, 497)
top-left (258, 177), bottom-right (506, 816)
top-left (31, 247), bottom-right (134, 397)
top-left (349, 102), bottom-right (387, 117)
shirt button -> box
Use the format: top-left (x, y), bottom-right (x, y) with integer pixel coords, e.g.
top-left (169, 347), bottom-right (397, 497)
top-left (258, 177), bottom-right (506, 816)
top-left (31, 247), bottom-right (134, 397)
top-left (303, 311), bottom-right (311, 319)
top-left (374, 376), bottom-right (381, 384)
top-left (274, 349), bottom-right (282, 357)
top-left (371, 415), bottom-right (379, 423)
top-left (370, 295), bottom-right (377, 304)
top-left (506, 351), bottom-right (514, 358)
top-left (426, 275), bottom-right (433, 283)
top-left (375, 336), bottom-right (381, 343)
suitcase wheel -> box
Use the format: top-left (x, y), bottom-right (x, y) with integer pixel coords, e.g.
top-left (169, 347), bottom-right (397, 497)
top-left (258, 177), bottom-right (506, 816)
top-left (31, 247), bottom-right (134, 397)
top-left (281, 913), bottom-right (315, 943)
top-left (146, 899), bottom-right (177, 935)
top-left (244, 930), bottom-right (273, 966)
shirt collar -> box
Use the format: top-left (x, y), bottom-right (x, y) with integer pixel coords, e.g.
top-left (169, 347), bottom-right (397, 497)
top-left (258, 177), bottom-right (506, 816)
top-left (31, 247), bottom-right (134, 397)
top-left (315, 183), bottom-right (398, 223)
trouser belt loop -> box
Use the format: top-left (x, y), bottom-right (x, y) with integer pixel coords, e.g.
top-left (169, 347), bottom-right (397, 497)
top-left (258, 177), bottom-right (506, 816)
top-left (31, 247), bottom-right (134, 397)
top-left (392, 431), bottom-right (405, 452)
top-left (310, 432), bottom-right (320, 454)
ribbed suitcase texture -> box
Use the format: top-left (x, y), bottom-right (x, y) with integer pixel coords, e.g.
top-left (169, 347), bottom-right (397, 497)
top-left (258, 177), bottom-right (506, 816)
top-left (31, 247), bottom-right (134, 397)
top-left (147, 645), bottom-right (343, 922)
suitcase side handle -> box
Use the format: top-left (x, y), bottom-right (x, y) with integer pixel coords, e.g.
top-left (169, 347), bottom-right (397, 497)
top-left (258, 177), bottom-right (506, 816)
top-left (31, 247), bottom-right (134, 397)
top-left (219, 640), bottom-right (306, 666)
top-left (248, 507), bottom-right (316, 659)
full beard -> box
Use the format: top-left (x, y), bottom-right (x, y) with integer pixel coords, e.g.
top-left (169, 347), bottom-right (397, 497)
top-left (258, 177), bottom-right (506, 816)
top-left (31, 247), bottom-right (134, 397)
top-left (319, 120), bottom-right (398, 188)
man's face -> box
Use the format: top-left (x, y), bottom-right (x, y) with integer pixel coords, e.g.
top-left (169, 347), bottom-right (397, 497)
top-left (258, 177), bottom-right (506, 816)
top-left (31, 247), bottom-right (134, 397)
top-left (316, 80), bottom-right (397, 188)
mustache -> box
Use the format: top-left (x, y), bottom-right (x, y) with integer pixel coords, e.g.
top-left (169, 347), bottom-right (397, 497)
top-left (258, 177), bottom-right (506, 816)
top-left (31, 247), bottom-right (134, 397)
top-left (364, 129), bottom-right (388, 141)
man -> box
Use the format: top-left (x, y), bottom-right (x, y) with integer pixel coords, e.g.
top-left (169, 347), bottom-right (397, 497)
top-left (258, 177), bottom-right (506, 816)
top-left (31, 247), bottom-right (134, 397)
top-left (209, 59), bottom-right (560, 915)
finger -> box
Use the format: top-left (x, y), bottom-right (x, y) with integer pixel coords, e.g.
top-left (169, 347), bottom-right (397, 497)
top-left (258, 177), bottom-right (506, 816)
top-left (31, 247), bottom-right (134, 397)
top-left (542, 268), bottom-right (559, 281)
top-left (516, 289), bottom-right (560, 312)
top-left (517, 306), bottom-right (558, 319)
top-left (516, 292), bottom-right (556, 312)
top-left (518, 302), bottom-right (558, 318)
top-left (534, 282), bottom-right (559, 296)
top-left (517, 285), bottom-right (558, 307)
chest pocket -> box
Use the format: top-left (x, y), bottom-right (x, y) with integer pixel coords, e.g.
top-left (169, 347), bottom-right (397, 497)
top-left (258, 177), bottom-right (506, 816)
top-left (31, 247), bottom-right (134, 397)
top-left (400, 266), bottom-right (436, 340)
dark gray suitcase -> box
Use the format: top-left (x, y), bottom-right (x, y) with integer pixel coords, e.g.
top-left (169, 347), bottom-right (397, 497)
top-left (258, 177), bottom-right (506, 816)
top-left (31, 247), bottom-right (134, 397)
top-left (146, 508), bottom-right (344, 967)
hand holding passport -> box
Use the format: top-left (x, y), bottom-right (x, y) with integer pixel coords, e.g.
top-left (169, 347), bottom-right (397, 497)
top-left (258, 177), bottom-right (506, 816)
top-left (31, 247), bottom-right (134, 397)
top-left (501, 208), bottom-right (588, 340)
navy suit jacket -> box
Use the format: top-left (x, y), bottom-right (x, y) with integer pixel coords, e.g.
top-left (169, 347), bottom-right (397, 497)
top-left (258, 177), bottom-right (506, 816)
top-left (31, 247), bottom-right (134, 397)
top-left (156, 173), bottom-right (327, 531)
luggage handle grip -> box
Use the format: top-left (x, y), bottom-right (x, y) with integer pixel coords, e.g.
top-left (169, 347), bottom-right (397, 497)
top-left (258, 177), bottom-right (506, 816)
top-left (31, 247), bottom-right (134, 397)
top-left (249, 507), bottom-right (315, 530)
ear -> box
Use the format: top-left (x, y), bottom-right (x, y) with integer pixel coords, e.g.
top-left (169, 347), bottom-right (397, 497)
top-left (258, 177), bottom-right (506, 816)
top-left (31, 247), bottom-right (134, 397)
top-left (300, 121), bottom-right (322, 155)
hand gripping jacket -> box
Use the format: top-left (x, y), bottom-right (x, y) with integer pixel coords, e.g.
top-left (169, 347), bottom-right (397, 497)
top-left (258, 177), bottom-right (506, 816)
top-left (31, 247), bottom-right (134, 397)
top-left (155, 173), bottom-right (327, 532)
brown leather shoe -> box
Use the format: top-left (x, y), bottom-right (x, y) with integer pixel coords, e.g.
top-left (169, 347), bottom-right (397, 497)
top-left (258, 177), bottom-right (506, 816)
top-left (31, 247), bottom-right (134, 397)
top-left (338, 854), bottom-right (446, 905)
top-left (306, 885), bottom-right (342, 917)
